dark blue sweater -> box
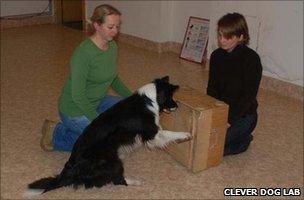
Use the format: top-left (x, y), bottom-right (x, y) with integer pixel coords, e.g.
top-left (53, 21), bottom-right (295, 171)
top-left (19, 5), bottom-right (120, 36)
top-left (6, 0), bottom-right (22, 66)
top-left (207, 44), bottom-right (262, 124)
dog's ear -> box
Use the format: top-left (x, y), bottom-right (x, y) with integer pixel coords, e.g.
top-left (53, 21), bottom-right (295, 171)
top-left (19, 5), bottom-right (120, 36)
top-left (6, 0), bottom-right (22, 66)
top-left (161, 76), bottom-right (169, 82)
top-left (170, 84), bottom-right (179, 92)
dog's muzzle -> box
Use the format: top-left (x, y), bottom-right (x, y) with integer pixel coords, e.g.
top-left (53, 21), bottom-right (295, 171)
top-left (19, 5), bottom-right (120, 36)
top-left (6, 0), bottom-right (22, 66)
top-left (163, 107), bottom-right (177, 114)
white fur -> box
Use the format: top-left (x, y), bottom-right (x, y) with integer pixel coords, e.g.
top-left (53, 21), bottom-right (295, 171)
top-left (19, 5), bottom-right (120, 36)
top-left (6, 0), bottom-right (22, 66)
top-left (23, 188), bottom-right (44, 197)
top-left (138, 83), bottom-right (160, 126)
top-left (138, 83), bottom-right (191, 149)
top-left (118, 135), bottom-right (143, 159)
top-left (125, 178), bottom-right (142, 186)
top-left (146, 130), bottom-right (191, 149)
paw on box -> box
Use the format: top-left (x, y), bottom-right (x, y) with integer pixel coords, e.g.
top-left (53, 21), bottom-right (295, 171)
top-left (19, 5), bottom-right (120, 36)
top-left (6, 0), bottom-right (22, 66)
top-left (160, 87), bottom-right (229, 173)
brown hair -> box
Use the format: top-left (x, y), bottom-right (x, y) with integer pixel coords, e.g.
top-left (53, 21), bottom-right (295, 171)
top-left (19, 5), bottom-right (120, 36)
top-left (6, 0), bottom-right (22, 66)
top-left (217, 12), bottom-right (250, 45)
top-left (87, 4), bottom-right (121, 35)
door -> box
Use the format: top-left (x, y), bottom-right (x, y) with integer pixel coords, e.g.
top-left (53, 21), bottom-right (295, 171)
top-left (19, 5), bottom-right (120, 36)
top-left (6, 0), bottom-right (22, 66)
top-left (62, 0), bottom-right (82, 23)
top-left (54, 0), bottom-right (85, 30)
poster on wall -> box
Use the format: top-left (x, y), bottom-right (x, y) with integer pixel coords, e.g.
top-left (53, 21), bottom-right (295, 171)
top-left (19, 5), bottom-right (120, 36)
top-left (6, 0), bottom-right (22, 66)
top-left (180, 17), bottom-right (210, 63)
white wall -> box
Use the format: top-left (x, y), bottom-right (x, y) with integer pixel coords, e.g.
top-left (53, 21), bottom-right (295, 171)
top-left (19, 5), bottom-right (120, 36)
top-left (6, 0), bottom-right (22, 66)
top-left (0, 0), bottom-right (51, 17)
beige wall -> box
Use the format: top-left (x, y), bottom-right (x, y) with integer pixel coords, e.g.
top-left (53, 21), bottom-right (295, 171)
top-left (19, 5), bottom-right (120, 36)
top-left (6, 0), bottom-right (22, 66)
top-left (86, 1), bottom-right (164, 42)
top-left (3, 0), bottom-right (301, 86)
top-left (86, 1), bottom-right (303, 87)
top-left (0, 0), bottom-right (51, 17)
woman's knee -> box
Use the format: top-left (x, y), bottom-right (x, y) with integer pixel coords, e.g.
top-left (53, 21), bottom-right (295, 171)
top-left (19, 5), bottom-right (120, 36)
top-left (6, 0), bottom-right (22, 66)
top-left (97, 95), bottom-right (123, 114)
top-left (60, 113), bottom-right (90, 134)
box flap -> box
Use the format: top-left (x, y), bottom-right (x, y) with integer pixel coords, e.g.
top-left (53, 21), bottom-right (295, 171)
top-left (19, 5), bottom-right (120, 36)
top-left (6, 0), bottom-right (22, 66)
top-left (175, 87), bottom-right (227, 111)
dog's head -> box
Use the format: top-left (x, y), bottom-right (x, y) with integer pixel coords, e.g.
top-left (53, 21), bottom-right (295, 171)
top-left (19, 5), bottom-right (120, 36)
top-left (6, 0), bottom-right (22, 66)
top-left (153, 76), bottom-right (179, 113)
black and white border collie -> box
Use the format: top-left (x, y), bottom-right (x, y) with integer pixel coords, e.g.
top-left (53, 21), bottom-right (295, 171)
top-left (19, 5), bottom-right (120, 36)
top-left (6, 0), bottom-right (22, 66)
top-left (26, 76), bottom-right (190, 195)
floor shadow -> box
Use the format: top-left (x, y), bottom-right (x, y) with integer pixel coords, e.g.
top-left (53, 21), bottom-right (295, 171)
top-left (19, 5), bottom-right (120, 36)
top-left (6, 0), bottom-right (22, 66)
top-left (62, 21), bottom-right (83, 30)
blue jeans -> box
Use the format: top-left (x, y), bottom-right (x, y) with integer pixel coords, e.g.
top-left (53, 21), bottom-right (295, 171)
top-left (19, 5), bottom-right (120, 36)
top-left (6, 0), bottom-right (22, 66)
top-left (224, 113), bottom-right (258, 156)
top-left (53, 95), bottom-right (123, 152)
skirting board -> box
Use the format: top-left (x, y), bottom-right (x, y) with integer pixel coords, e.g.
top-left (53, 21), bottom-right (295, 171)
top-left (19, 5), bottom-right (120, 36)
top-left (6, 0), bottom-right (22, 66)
top-left (0, 15), bottom-right (55, 29)
top-left (2, 19), bottom-right (301, 101)
top-left (116, 33), bottom-right (181, 54)
top-left (83, 20), bottom-right (182, 54)
top-left (116, 33), bottom-right (302, 101)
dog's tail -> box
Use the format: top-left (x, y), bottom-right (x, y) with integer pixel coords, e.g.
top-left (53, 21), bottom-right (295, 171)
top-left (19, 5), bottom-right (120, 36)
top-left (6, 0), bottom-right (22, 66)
top-left (25, 163), bottom-right (73, 197)
top-left (26, 176), bottom-right (61, 194)
top-left (31, 176), bottom-right (64, 192)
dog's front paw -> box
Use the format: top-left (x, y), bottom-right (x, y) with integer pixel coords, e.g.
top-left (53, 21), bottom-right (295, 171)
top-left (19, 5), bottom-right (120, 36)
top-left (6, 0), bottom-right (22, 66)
top-left (175, 132), bottom-right (192, 143)
top-left (125, 178), bottom-right (142, 186)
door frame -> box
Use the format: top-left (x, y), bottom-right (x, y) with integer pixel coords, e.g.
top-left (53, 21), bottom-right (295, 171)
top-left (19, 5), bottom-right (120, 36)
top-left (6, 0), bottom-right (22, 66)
top-left (53, 0), bottom-right (86, 30)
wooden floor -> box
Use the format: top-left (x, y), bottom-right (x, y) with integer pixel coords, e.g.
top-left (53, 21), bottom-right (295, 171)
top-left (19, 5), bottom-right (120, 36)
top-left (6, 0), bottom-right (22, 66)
top-left (1, 24), bottom-right (303, 199)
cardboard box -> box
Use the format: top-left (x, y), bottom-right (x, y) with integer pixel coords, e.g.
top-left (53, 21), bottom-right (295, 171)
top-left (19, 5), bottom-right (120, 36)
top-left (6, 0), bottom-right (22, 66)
top-left (160, 87), bottom-right (228, 173)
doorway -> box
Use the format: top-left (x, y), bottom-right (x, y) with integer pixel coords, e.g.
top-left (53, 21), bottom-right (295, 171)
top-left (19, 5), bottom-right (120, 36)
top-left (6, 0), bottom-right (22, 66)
top-left (54, 0), bottom-right (85, 31)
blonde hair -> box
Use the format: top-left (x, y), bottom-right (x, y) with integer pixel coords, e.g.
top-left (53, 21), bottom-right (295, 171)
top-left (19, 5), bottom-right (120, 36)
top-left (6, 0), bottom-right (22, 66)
top-left (217, 12), bottom-right (250, 45)
top-left (87, 4), bottom-right (121, 35)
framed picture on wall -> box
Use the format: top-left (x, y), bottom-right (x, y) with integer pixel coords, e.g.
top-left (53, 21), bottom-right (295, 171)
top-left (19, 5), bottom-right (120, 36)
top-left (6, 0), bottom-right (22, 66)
top-left (180, 17), bottom-right (210, 63)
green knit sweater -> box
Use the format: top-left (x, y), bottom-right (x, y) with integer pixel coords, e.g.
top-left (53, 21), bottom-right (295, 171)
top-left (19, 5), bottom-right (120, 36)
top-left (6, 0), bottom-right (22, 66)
top-left (58, 38), bottom-right (132, 121)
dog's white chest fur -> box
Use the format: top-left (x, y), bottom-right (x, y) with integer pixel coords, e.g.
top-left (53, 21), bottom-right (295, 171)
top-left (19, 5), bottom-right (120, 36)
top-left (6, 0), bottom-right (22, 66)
top-left (118, 135), bottom-right (143, 159)
top-left (138, 83), bottom-right (160, 126)
top-left (118, 83), bottom-right (160, 160)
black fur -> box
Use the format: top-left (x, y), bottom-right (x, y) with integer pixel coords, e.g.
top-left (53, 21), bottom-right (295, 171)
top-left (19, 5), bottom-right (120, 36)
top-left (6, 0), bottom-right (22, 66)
top-left (28, 76), bottom-right (182, 193)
